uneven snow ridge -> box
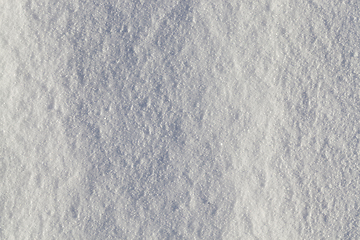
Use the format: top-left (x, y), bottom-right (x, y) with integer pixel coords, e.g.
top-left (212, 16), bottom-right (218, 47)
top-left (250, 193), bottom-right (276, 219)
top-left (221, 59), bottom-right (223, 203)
top-left (1, 0), bottom-right (360, 239)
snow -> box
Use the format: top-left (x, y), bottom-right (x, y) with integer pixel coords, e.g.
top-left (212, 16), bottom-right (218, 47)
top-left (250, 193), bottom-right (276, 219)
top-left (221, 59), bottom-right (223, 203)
top-left (1, 0), bottom-right (360, 239)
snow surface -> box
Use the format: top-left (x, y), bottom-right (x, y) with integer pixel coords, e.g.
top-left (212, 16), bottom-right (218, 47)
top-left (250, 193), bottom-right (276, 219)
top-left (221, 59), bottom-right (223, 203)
top-left (1, 0), bottom-right (360, 239)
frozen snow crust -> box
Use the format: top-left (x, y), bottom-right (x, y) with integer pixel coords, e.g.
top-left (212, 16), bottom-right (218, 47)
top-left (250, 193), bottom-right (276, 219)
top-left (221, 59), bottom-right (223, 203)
top-left (1, 0), bottom-right (360, 239)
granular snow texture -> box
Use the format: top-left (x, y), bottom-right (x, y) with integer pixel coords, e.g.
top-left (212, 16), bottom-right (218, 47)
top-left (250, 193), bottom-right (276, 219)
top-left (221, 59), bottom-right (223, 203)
top-left (1, 0), bottom-right (360, 239)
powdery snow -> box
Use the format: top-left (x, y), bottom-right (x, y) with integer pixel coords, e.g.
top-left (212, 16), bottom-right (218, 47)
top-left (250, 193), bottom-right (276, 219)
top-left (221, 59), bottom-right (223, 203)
top-left (1, 0), bottom-right (360, 239)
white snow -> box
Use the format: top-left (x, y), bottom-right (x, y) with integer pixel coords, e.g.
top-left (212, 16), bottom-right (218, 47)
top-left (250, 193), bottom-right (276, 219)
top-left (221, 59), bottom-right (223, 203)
top-left (1, 0), bottom-right (360, 239)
